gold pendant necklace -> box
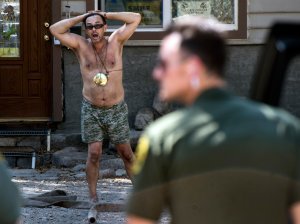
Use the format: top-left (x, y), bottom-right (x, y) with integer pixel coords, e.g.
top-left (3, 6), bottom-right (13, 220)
top-left (93, 72), bottom-right (108, 86)
top-left (92, 40), bottom-right (109, 86)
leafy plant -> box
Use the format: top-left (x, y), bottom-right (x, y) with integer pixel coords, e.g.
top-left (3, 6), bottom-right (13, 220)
top-left (1, 26), bottom-right (17, 40)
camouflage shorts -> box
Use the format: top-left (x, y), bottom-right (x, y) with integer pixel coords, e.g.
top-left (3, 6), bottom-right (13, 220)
top-left (81, 98), bottom-right (130, 144)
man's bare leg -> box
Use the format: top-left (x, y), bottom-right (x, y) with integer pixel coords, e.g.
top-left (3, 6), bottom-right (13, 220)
top-left (86, 141), bottom-right (102, 202)
top-left (115, 143), bottom-right (135, 180)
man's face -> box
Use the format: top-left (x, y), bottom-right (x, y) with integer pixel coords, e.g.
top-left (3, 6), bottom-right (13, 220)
top-left (153, 33), bottom-right (191, 103)
top-left (85, 15), bottom-right (107, 43)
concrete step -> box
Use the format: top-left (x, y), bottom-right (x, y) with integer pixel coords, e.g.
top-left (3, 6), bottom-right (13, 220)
top-left (0, 146), bottom-right (36, 169)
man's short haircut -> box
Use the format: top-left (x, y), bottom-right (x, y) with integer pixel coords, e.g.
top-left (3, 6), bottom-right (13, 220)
top-left (83, 12), bottom-right (107, 27)
top-left (165, 16), bottom-right (227, 76)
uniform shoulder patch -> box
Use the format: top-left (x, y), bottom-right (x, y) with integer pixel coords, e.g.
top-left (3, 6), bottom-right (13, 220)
top-left (132, 136), bottom-right (150, 175)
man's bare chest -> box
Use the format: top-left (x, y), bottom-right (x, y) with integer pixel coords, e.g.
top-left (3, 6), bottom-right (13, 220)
top-left (83, 50), bottom-right (118, 69)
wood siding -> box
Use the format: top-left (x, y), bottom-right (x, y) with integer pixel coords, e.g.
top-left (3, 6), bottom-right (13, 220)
top-left (230, 0), bottom-right (300, 44)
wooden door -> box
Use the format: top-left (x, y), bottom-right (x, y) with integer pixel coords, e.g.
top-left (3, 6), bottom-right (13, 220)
top-left (0, 0), bottom-right (52, 120)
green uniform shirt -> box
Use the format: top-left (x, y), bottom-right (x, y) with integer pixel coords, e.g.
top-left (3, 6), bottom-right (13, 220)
top-left (0, 155), bottom-right (22, 224)
top-left (127, 88), bottom-right (300, 224)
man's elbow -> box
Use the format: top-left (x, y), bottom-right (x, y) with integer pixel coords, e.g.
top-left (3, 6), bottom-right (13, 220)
top-left (133, 12), bottom-right (141, 24)
top-left (49, 24), bottom-right (63, 37)
top-left (49, 25), bottom-right (56, 36)
top-left (137, 13), bottom-right (142, 23)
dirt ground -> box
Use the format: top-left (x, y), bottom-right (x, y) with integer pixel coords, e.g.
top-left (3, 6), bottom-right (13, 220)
top-left (11, 168), bottom-right (170, 224)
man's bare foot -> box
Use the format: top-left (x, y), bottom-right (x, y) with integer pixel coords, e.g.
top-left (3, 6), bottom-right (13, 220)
top-left (89, 196), bottom-right (99, 206)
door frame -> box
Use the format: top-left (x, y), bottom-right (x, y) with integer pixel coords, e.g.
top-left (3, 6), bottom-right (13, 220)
top-left (0, 0), bottom-right (77, 123)
top-left (52, 0), bottom-right (63, 122)
top-left (51, 0), bottom-right (94, 122)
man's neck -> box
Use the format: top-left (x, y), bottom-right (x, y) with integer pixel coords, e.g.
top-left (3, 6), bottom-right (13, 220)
top-left (185, 74), bottom-right (226, 105)
top-left (92, 37), bottom-right (107, 51)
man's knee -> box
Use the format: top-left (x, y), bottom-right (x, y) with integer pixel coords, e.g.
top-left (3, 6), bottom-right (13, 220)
top-left (116, 144), bottom-right (134, 162)
top-left (88, 142), bottom-right (102, 163)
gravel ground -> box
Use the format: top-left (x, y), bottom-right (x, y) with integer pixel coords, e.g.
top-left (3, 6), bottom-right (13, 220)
top-left (11, 168), bottom-right (170, 224)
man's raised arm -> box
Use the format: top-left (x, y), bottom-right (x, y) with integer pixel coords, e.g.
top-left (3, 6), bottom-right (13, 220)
top-left (49, 13), bottom-right (88, 50)
top-left (106, 12), bottom-right (141, 43)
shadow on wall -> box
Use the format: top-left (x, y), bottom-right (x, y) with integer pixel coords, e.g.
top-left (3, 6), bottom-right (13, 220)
top-left (57, 44), bottom-right (300, 138)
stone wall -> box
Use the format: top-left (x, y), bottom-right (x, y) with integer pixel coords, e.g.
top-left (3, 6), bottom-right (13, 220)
top-left (54, 45), bottom-right (300, 135)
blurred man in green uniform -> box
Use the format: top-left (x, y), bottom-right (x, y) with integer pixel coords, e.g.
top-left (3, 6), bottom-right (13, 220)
top-left (126, 16), bottom-right (300, 224)
top-left (0, 154), bottom-right (22, 224)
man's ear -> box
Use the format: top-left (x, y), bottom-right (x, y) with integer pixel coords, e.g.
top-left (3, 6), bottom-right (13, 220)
top-left (186, 57), bottom-right (207, 88)
top-left (187, 57), bottom-right (205, 76)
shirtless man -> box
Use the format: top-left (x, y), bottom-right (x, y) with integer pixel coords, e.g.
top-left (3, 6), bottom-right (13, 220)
top-left (50, 11), bottom-right (141, 203)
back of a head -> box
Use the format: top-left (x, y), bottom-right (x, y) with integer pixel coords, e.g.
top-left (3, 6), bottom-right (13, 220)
top-left (165, 16), bottom-right (227, 76)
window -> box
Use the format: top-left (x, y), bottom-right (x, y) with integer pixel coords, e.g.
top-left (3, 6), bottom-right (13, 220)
top-left (94, 0), bottom-right (247, 40)
top-left (61, 0), bottom-right (86, 19)
top-left (0, 0), bottom-right (20, 57)
top-left (99, 0), bottom-right (166, 30)
top-left (61, 0), bottom-right (87, 35)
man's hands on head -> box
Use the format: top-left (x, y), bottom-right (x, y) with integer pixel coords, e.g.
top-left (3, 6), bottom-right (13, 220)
top-left (87, 10), bottom-right (107, 18)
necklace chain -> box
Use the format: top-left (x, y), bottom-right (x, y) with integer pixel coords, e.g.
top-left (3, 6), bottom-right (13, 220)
top-left (92, 39), bottom-right (108, 74)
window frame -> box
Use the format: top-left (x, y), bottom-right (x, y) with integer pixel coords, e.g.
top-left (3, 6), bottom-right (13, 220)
top-left (0, 0), bottom-right (21, 58)
top-left (87, 0), bottom-right (247, 40)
